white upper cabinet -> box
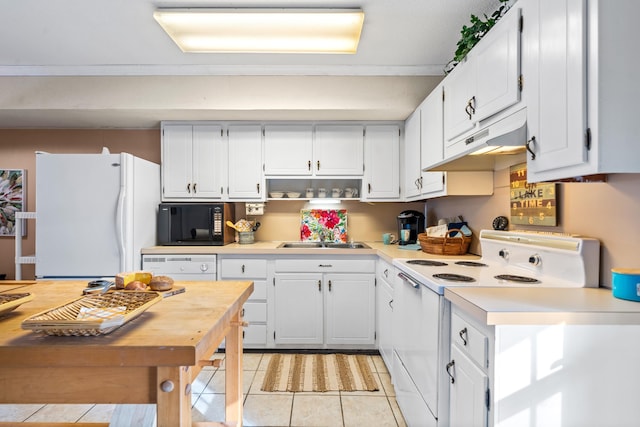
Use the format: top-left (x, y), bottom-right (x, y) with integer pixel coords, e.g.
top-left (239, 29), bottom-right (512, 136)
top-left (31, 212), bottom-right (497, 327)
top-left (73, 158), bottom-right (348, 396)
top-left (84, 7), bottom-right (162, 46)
top-left (263, 125), bottom-right (314, 175)
top-left (313, 124), bottom-right (364, 176)
top-left (227, 125), bottom-right (265, 200)
top-left (524, 0), bottom-right (640, 182)
top-left (362, 125), bottom-right (400, 201)
top-left (263, 124), bottom-right (364, 177)
top-left (161, 123), bottom-right (226, 201)
top-left (443, 6), bottom-right (522, 151)
top-left (403, 108), bottom-right (423, 200)
top-left (421, 85), bottom-right (445, 170)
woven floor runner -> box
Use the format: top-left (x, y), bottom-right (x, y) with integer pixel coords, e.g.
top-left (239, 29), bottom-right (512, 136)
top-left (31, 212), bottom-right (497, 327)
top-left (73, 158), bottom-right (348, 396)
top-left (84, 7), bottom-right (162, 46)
top-left (260, 353), bottom-right (379, 392)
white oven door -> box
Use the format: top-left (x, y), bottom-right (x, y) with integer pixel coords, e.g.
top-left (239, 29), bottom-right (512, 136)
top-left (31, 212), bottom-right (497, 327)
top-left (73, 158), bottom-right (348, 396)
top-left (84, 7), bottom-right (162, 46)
top-left (394, 271), bottom-right (442, 417)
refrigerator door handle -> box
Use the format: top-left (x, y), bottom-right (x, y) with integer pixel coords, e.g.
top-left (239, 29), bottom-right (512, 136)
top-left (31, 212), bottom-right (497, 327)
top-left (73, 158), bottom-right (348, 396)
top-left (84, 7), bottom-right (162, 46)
top-left (115, 179), bottom-right (126, 272)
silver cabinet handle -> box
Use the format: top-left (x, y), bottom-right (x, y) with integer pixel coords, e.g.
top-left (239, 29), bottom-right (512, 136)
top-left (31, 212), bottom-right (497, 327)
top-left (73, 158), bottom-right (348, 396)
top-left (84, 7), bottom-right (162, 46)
top-left (241, 264), bottom-right (245, 274)
top-left (446, 360), bottom-right (455, 384)
top-left (318, 280), bottom-right (321, 292)
top-left (328, 280), bottom-right (332, 292)
top-left (459, 327), bottom-right (468, 346)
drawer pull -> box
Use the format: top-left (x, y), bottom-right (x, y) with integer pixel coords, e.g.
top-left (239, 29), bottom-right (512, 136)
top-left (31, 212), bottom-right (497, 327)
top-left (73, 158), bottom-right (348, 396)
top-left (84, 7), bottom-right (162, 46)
top-left (459, 327), bottom-right (468, 346)
top-left (241, 264), bottom-right (245, 273)
top-left (318, 264), bottom-right (333, 268)
top-left (318, 280), bottom-right (322, 292)
top-left (328, 280), bottom-right (332, 291)
top-left (446, 360), bottom-right (455, 384)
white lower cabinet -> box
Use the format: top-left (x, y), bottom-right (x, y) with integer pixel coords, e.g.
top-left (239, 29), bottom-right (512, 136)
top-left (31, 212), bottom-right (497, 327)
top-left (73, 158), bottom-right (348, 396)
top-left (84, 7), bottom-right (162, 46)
top-left (273, 274), bottom-right (324, 345)
top-left (448, 311), bottom-right (489, 427)
top-left (376, 259), bottom-right (394, 372)
top-left (273, 258), bottom-right (376, 348)
top-left (449, 301), bottom-right (640, 427)
top-left (219, 257), bottom-right (268, 347)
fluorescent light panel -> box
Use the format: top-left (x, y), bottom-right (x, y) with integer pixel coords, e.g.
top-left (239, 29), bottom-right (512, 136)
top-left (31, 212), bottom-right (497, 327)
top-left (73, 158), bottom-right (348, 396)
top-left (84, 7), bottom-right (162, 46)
top-left (153, 8), bottom-right (364, 53)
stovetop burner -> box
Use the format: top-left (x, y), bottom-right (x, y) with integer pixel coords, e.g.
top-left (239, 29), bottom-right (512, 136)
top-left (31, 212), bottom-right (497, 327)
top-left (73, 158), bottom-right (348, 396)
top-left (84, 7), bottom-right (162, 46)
top-left (454, 261), bottom-right (488, 267)
top-left (494, 274), bottom-right (540, 283)
top-left (432, 273), bottom-right (475, 282)
top-left (407, 260), bottom-right (448, 267)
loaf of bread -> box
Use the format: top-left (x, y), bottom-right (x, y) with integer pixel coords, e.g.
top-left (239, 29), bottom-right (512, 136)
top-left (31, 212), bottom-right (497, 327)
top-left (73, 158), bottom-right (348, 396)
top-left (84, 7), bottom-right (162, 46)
top-left (149, 275), bottom-right (174, 291)
top-left (115, 271), bottom-right (153, 289)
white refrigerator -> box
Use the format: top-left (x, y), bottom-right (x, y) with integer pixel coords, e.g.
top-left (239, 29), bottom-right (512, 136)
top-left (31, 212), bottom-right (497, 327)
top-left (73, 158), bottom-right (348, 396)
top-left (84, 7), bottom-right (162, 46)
top-left (35, 151), bottom-right (160, 279)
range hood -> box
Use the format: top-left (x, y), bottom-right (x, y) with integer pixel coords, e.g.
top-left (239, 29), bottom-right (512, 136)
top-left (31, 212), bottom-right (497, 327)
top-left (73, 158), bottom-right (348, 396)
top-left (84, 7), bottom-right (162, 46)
top-left (424, 107), bottom-right (528, 172)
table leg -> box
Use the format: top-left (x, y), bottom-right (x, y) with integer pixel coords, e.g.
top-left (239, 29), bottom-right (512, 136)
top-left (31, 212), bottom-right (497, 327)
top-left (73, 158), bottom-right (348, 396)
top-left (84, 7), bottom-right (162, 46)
top-left (156, 365), bottom-right (192, 427)
top-left (225, 310), bottom-right (244, 426)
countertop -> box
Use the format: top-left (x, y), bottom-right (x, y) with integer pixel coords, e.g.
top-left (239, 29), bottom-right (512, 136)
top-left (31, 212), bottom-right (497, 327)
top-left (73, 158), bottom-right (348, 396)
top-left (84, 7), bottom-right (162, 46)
top-left (141, 241), bottom-right (481, 263)
top-left (445, 287), bottom-right (640, 326)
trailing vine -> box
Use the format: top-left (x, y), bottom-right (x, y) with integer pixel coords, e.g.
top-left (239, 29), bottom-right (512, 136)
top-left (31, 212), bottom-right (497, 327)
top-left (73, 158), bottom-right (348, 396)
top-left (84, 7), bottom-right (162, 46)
top-left (445, 0), bottom-right (511, 73)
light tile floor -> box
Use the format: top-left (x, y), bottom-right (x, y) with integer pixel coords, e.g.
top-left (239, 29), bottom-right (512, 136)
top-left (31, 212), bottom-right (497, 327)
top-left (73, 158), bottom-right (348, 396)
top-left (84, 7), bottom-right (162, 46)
top-left (0, 352), bottom-right (407, 426)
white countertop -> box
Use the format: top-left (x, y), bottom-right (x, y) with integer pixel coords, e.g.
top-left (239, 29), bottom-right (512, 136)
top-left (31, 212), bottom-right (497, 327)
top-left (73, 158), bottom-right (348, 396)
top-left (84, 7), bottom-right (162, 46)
top-left (141, 241), bottom-right (481, 263)
top-left (445, 287), bottom-right (640, 326)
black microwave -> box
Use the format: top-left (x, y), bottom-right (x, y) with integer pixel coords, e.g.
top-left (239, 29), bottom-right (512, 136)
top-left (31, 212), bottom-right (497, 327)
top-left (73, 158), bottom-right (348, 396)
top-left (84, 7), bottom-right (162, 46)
top-left (157, 203), bottom-right (235, 246)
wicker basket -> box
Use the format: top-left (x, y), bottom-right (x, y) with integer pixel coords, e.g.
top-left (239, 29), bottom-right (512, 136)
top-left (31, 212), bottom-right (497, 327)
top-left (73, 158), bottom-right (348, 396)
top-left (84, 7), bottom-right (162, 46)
top-left (21, 291), bottom-right (160, 336)
top-left (418, 229), bottom-right (472, 256)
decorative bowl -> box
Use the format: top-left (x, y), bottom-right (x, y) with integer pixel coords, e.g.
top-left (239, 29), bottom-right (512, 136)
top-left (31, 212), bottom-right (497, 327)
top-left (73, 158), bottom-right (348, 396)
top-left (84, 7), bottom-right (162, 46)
top-left (269, 192), bottom-right (284, 198)
top-left (286, 192), bottom-right (301, 198)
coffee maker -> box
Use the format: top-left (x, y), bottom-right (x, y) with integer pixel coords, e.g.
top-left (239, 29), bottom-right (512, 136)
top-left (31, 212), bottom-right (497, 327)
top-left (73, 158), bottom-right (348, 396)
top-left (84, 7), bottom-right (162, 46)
top-left (397, 210), bottom-right (426, 245)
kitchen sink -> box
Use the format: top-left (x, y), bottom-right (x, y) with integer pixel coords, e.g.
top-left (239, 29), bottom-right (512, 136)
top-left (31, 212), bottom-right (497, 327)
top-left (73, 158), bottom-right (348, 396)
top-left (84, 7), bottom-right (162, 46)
top-left (278, 242), bottom-right (371, 249)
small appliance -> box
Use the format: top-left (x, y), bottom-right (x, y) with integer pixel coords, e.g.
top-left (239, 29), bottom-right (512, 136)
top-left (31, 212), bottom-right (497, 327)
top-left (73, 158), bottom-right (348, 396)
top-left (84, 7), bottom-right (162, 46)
top-left (157, 203), bottom-right (235, 246)
top-left (396, 210), bottom-right (425, 245)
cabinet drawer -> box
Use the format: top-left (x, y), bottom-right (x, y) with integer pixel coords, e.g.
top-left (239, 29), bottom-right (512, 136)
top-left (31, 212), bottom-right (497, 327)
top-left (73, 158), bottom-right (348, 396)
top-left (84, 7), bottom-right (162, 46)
top-left (275, 258), bottom-right (375, 273)
top-left (451, 312), bottom-right (488, 368)
top-left (249, 280), bottom-right (267, 300)
top-left (243, 324), bottom-right (267, 346)
top-left (242, 302), bottom-right (267, 323)
top-left (220, 258), bottom-right (268, 278)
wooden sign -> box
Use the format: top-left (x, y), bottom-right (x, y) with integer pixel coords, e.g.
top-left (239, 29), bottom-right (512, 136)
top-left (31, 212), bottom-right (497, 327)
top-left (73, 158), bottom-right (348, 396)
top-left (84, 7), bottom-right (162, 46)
top-left (510, 163), bottom-right (557, 226)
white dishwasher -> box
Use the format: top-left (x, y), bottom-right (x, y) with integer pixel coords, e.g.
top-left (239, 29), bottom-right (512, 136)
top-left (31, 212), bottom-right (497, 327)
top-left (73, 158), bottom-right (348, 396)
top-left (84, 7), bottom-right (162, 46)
top-left (142, 254), bottom-right (217, 280)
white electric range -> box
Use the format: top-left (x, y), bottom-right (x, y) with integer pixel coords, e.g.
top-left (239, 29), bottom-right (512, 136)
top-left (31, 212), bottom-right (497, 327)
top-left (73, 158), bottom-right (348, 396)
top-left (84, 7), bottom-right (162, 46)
top-left (390, 230), bottom-right (600, 427)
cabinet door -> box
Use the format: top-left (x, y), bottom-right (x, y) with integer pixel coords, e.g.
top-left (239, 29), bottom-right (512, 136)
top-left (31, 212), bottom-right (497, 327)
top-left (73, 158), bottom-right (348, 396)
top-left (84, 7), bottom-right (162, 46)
top-left (525, 0), bottom-right (588, 182)
top-left (363, 125), bottom-right (400, 200)
top-left (263, 125), bottom-right (313, 175)
top-left (403, 108), bottom-right (423, 200)
top-left (325, 273), bottom-right (375, 345)
top-left (377, 275), bottom-right (394, 370)
top-left (449, 345), bottom-right (489, 427)
top-left (227, 125), bottom-right (264, 199)
top-left (162, 124), bottom-right (193, 199)
top-left (421, 85), bottom-right (444, 169)
top-left (192, 125), bottom-right (226, 199)
top-left (443, 58), bottom-right (477, 143)
top-left (473, 7), bottom-right (521, 122)
top-left (421, 172), bottom-right (445, 196)
top-left (274, 274), bottom-right (323, 345)
top-left (314, 125), bottom-right (364, 176)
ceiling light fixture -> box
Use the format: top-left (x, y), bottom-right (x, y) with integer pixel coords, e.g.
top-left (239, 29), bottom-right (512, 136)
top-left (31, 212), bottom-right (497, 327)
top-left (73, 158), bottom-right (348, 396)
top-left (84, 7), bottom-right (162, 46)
top-left (153, 8), bottom-right (365, 54)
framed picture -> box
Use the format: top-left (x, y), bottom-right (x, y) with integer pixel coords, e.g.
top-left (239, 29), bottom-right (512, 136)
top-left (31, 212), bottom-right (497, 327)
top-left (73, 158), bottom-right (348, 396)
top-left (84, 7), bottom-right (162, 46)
top-left (0, 169), bottom-right (26, 236)
top-left (509, 163), bottom-right (557, 226)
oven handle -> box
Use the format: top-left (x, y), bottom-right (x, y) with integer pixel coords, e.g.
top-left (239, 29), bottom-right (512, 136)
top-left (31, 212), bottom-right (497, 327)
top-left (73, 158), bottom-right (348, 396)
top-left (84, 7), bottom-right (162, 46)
top-left (397, 271), bottom-right (421, 289)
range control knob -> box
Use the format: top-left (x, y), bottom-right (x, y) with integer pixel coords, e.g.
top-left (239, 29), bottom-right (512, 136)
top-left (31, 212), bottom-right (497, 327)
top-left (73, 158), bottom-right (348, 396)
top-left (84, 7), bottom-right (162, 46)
top-left (529, 254), bottom-right (542, 266)
top-left (499, 249), bottom-right (509, 259)
top-left (200, 264), bottom-right (209, 272)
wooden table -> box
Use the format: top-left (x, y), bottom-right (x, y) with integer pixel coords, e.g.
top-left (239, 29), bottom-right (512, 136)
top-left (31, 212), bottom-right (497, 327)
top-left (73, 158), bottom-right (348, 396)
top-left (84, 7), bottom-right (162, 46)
top-left (0, 280), bottom-right (253, 427)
